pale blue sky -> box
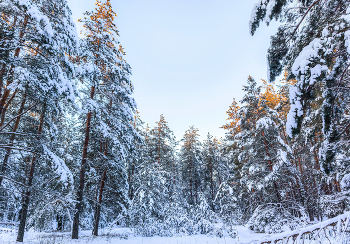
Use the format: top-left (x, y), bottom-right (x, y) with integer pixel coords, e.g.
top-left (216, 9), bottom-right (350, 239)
top-left (67, 0), bottom-right (279, 141)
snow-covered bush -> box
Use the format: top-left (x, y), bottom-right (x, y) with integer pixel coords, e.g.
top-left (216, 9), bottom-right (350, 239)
top-left (188, 194), bottom-right (223, 236)
top-left (130, 202), bottom-right (188, 237)
top-left (129, 194), bottom-right (223, 237)
top-left (247, 204), bottom-right (307, 234)
top-left (215, 182), bottom-right (244, 226)
top-left (320, 192), bottom-right (349, 219)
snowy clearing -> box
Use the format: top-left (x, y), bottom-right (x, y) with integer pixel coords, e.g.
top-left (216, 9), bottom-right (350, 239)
top-left (0, 226), bottom-right (266, 244)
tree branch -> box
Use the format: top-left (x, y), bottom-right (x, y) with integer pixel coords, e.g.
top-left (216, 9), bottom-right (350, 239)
top-left (288, 0), bottom-right (322, 41)
top-left (0, 102), bottom-right (37, 132)
top-left (0, 145), bottom-right (36, 154)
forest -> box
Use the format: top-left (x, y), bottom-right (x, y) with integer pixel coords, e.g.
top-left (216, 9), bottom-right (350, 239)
top-left (1, 0), bottom-right (350, 243)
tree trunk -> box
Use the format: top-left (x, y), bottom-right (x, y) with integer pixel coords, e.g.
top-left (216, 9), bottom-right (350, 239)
top-left (16, 104), bottom-right (45, 242)
top-left (0, 63), bottom-right (7, 101)
top-left (128, 163), bottom-right (135, 200)
top-left (209, 158), bottom-right (214, 210)
top-left (72, 86), bottom-right (95, 239)
top-left (92, 169), bottom-right (107, 236)
top-left (310, 138), bottom-right (320, 170)
top-left (131, 165), bottom-right (135, 199)
top-left (189, 158), bottom-right (193, 204)
top-left (57, 214), bottom-right (63, 231)
top-left (0, 89), bottom-right (18, 127)
top-left (0, 91), bottom-right (27, 187)
top-left (158, 131), bottom-right (160, 164)
top-left (172, 155), bottom-right (175, 200)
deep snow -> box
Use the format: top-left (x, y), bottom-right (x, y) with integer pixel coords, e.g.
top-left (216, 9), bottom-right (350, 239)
top-left (0, 226), bottom-right (265, 244)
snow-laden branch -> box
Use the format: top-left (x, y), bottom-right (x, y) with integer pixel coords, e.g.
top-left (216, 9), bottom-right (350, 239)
top-left (260, 212), bottom-right (350, 243)
top-left (288, 0), bottom-right (322, 41)
top-left (0, 145), bottom-right (36, 154)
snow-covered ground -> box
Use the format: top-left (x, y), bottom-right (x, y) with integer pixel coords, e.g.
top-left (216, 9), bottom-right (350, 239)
top-left (0, 226), bottom-right (266, 244)
top-left (2, 213), bottom-right (349, 244)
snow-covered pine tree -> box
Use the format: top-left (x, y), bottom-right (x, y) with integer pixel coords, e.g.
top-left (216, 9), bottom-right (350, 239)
top-left (250, 0), bottom-right (350, 222)
top-left (250, 0), bottom-right (350, 175)
top-left (129, 115), bottom-right (178, 236)
top-left (179, 126), bottom-right (202, 205)
top-left (127, 110), bottom-right (144, 201)
top-left (0, 0), bottom-right (78, 241)
top-left (225, 76), bottom-right (305, 232)
top-left (221, 98), bottom-right (240, 141)
top-left (201, 133), bottom-right (222, 210)
top-left (149, 114), bottom-right (177, 198)
top-left (72, 0), bottom-right (138, 238)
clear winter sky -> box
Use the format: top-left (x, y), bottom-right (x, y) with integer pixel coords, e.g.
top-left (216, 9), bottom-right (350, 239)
top-left (67, 0), bottom-right (279, 141)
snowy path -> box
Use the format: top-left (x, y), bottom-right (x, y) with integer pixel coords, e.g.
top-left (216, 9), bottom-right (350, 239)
top-left (0, 226), bottom-right (266, 244)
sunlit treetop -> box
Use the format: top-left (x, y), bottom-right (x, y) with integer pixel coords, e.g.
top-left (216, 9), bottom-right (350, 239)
top-left (221, 98), bottom-right (241, 135)
top-left (182, 126), bottom-right (200, 149)
top-left (78, 0), bottom-right (120, 49)
top-left (261, 79), bottom-right (280, 109)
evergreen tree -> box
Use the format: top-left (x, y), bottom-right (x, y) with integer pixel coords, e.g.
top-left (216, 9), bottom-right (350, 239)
top-left (72, 0), bottom-right (138, 238)
top-left (201, 133), bottom-right (222, 210)
top-left (179, 126), bottom-right (202, 205)
top-left (250, 0), bottom-right (350, 175)
top-left (129, 115), bottom-right (177, 236)
top-left (0, 0), bottom-right (79, 241)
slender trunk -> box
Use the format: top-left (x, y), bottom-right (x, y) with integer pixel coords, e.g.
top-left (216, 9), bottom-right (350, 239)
top-left (72, 86), bottom-right (95, 239)
top-left (189, 158), bottom-right (193, 204)
top-left (195, 180), bottom-right (198, 204)
top-left (297, 157), bottom-right (303, 174)
top-left (92, 169), bottom-right (107, 236)
top-left (127, 170), bottom-right (131, 198)
top-left (0, 91), bottom-right (27, 186)
top-left (130, 165), bottom-right (134, 199)
top-left (0, 90), bottom-right (11, 120)
top-left (172, 155), bottom-right (175, 199)
top-left (0, 89), bottom-right (18, 127)
top-left (57, 215), bottom-right (63, 231)
top-left (93, 96), bottom-right (111, 235)
top-left (0, 63), bottom-right (7, 100)
top-left (209, 158), bottom-right (214, 209)
top-left (310, 139), bottom-right (320, 170)
top-left (16, 104), bottom-right (45, 242)
top-left (158, 131), bottom-right (160, 164)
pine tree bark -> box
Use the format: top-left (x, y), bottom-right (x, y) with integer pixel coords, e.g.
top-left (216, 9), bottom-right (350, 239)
top-left (92, 169), bottom-right (107, 236)
top-left (0, 62), bottom-right (7, 101)
top-left (310, 138), bottom-right (320, 170)
top-left (16, 104), bottom-right (45, 242)
top-left (0, 90), bottom-right (26, 187)
top-left (72, 86), bottom-right (95, 239)
top-left (0, 89), bottom-right (18, 127)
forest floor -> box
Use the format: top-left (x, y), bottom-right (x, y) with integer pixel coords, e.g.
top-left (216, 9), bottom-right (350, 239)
top-left (0, 226), bottom-right (265, 244)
